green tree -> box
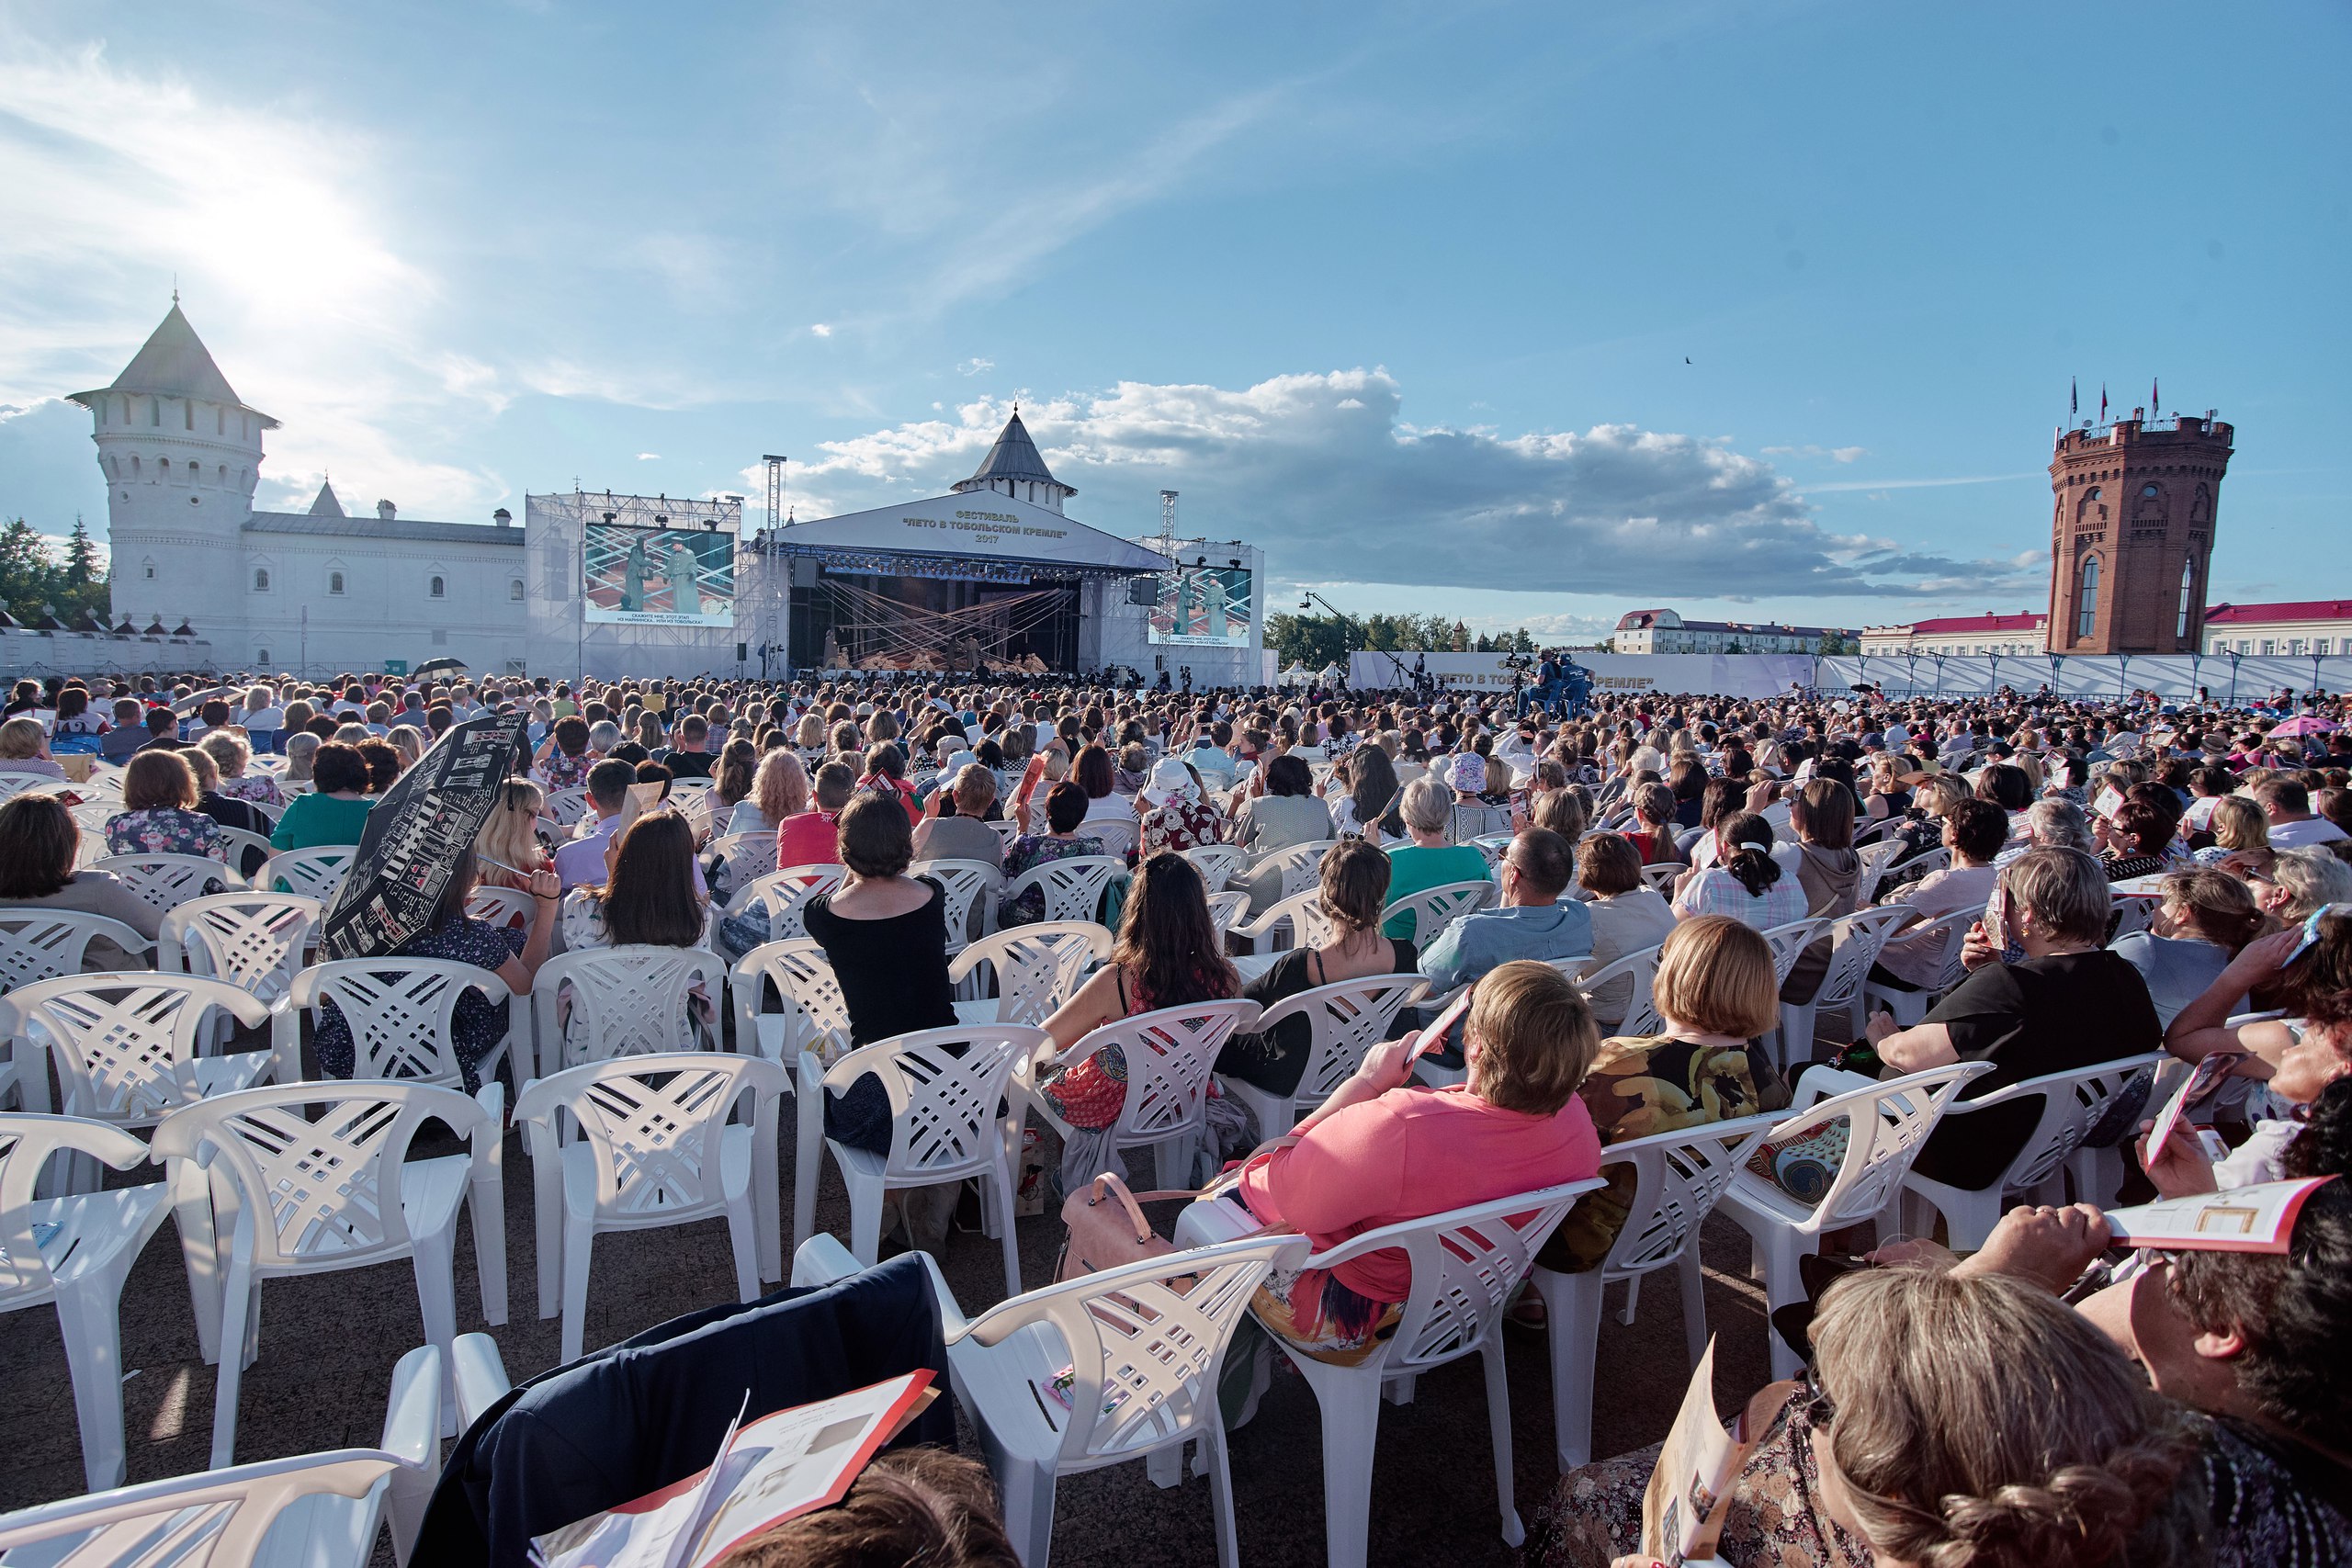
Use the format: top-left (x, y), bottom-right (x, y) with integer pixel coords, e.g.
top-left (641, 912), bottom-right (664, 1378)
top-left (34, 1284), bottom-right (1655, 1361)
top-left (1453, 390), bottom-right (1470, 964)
top-left (1817, 632), bottom-right (1853, 656)
top-left (1265, 612), bottom-right (1351, 670)
top-left (0, 516), bottom-right (110, 625)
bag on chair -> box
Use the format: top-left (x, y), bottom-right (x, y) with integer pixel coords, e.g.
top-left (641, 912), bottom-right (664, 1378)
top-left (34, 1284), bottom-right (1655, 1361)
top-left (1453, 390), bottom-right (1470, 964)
top-left (1055, 1171), bottom-right (1192, 1283)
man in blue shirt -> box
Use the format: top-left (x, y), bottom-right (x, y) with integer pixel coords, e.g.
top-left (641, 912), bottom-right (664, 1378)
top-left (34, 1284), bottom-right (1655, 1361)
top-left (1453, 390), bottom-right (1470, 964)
top-left (1416, 828), bottom-right (1592, 1050)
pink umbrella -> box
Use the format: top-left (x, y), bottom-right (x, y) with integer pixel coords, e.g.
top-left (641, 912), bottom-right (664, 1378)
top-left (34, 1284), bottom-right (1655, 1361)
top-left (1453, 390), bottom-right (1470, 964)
top-left (2270, 714), bottom-right (2340, 736)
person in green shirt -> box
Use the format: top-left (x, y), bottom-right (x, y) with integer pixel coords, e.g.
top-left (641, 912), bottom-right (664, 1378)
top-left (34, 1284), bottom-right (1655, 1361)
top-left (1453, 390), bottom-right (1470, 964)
top-left (1382, 773), bottom-right (1494, 940)
top-left (269, 740), bottom-right (374, 851)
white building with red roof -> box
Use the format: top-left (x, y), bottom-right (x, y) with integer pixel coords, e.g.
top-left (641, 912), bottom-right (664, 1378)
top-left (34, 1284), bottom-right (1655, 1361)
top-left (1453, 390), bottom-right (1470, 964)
top-left (2201, 600), bottom-right (2352, 658)
top-left (1858, 612), bottom-right (2048, 657)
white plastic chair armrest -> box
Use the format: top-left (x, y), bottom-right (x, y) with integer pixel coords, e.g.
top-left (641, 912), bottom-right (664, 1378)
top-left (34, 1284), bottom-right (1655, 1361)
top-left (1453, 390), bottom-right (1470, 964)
top-left (378, 1344), bottom-right (443, 1469)
top-left (791, 1232), bottom-right (861, 1288)
top-left (1790, 1064), bottom-right (1876, 1110)
top-left (451, 1333), bottom-right (513, 1429)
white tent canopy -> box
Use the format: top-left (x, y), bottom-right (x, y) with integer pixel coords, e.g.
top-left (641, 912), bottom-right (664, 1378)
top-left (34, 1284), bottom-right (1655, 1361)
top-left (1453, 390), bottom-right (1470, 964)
top-left (1279, 663), bottom-right (1313, 685)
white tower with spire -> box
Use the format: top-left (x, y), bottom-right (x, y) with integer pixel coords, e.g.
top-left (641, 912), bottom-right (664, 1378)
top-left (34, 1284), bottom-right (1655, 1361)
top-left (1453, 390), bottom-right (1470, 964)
top-left (66, 302), bottom-right (274, 634)
top-left (951, 408), bottom-right (1077, 515)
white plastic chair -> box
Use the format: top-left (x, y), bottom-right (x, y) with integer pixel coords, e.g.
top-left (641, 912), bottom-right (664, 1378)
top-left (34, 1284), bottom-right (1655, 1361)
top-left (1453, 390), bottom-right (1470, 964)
top-left (1001, 855), bottom-right (1123, 927)
top-left (1086, 818), bottom-right (1139, 859)
top-left (514, 1051), bottom-right (786, 1363)
top-left (1, 974), bottom-right (276, 1138)
top-left (795, 1229), bottom-right (1306, 1568)
top-left (530, 943), bottom-right (728, 1075)
top-left (277, 958), bottom-right (517, 1091)
top-left (1637, 863), bottom-right (1682, 892)
top-left (705, 829), bottom-right (778, 901)
top-left (159, 892), bottom-right (323, 1016)
top-left (1217, 976), bottom-right (1428, 1135)
top-left (1575, 943), bottom-right (1665, 1039)
top-left (948, 922), bottom-right (1114, 1027)
top-left (718, 862), bottom-right (849, 945)
top-left (1854, 837), bottom-right (1907, 902)
top-left (539, 785), bottom-right (592, 830)
top-left (1898, 1053), bottom-right (2165, 1249)
top-left (1466, 832), bottom-right (1516, 873)
top-left (0, 1112), bottom-right (174, 1491)
top-left (152, 1079), bottom-right (507, 1466)
top-left (1859, 905), bottom-right (1976, 1026)
top-left (1379, 879), bottom-right (1495, 948)
top-left (1717, 1062), bottom-right (1992, 1379)
top-left (1181, 842), bottom-right (1248, 893)
top-left (1527, 1113), bottom-right (1780, 1470)
top-left (463, 885), bottom-right (535, 931)
top-left (219, 825), bottom-right (277, 879)
top-left (1773, 906), bottom-right (1919, 1070)
top-left (257, 844), bottom-right (361, 903)
top-left (1249, 839), bottom-right (1340, 903)
top-left (921, 856), bottom-right (1004, 955)
top-left (1205, 890), bottom-right (1250, 936)
top-left (1012, 998), bottom-right (1261, 1190)
top-left (1228, 887), bottom-right (1334, 955)
top-left (1760, 917), bottom-right (1829, 989)
top-left (0, 914), bottom-right (155, 1111)
top-left (801, 1022), bottom-right (1047, 1292)
top-left (89, 852), bottom-right (244, 915)
top-left (730, 937), bottom-right (853, 1066)
top-left (0, 1342), bottom-right (444, 1568)
top-left (1269, 1178), bottom-right (1606, 1568)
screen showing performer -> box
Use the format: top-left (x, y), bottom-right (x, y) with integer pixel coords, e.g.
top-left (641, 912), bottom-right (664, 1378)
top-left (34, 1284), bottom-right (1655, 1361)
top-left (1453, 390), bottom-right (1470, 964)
top-left (1147, 565), bottom-right (1251, 647)
top-left (582, 524), bottom-right (736, 627)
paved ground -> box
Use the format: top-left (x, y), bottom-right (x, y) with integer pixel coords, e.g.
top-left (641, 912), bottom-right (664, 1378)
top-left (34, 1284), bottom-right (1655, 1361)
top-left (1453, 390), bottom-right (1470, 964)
top-left (1, 1118), bottom-right (1781, 1566)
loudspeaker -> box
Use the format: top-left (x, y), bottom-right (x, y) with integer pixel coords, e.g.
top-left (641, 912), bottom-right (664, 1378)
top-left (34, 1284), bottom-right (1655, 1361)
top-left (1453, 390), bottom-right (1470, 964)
top-left (1126, 578), bottom-right (1159, 607)
top-left (735, 642), bottom-right (749, 662)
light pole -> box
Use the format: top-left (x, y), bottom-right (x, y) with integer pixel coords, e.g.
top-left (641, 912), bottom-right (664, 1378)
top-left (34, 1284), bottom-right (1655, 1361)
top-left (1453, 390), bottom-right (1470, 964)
top-left (2227, 649), bottom-right (2243, 708)
top-left (1932, 652), bottom-right (1946, 699)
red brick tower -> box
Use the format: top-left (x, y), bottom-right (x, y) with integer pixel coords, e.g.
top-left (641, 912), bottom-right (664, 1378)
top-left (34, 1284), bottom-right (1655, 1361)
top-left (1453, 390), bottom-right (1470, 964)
top-left (2046, 409), bottom-right (2233, 654)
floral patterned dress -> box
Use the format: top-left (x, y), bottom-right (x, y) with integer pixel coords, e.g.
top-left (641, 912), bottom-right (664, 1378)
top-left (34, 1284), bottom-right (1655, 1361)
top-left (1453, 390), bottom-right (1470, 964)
top-left (996, 832), bottom-right (1104, 927)
top-left (104, 807), bottom-right (227, 863)
top-left (311, 917), bottom-right (526, 1094)
top-left (537, 751), bottom-right (594, 791)
top-left (1140, 789), bottom-right (1226, 857)
top-left (216, 772), bottom-right (287, 808)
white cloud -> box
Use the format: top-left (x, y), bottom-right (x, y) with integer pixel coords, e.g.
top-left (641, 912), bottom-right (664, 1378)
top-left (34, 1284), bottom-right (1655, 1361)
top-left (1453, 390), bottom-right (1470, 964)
top-left (809, 323), bottom-right (834, 338)
top-left (956, 357), bottom-right (994, 377)
top-left (1762, 444), bottom-right (1869, 463)
top-left (636, 452), bottom-right (661, 461)
top-left (780, 370), bottom-right (2041, 601)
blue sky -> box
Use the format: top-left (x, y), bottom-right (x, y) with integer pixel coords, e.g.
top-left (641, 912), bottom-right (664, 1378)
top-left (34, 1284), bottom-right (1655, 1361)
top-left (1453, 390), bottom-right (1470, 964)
top-left (1, 1), bottom-right (2346, 640)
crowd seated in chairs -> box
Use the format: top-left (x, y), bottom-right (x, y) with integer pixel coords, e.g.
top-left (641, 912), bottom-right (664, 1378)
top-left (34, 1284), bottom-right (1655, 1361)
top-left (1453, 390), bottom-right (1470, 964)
top-left (6, 664), bottom-right (2352, 1567)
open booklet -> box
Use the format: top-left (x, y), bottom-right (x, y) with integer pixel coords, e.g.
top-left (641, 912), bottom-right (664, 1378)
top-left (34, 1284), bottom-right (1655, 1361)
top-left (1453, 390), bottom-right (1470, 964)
top-left (1642, 1338), bottom-right (1773, 1567)
top-left (2104, 1177), bottom-right (2336, 1255)
top-left (529, 1371), bottom-right (936, 1568)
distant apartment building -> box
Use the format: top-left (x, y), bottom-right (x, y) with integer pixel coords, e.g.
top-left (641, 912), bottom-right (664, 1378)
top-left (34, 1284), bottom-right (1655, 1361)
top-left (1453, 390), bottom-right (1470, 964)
top-left (1859, 613), bottom-right (2049, 658)
top-left (1611, 607), bottom-right (1849, 654)
top-left (2201, 600), bottom-right (2352, 657)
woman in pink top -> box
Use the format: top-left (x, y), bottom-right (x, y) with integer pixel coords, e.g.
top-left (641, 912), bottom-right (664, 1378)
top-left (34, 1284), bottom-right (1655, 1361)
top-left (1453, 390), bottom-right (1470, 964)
top-left (1233, 960), bottom-right (1603, 1364)
top-left (776, 759), bottom-right (854, 869)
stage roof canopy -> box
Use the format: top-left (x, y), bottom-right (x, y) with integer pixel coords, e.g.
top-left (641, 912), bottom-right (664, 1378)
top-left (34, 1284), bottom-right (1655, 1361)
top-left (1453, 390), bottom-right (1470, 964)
top-left (768, 490), bottom-right (1170, 577)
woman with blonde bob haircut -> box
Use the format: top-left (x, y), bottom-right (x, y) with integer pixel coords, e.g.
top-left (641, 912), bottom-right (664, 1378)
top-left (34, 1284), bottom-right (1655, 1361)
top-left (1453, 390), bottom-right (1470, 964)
top-left (1536, 915), bottom-right (1790, 1276)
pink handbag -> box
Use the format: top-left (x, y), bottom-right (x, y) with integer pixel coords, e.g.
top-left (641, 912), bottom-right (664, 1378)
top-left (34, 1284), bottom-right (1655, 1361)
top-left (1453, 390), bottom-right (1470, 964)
top-left (1055, 1173), bottom-right (1191, 1284)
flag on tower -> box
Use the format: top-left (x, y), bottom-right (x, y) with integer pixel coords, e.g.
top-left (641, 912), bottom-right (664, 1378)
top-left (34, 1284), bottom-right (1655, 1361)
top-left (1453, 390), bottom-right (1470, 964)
top-left (2100, 384), bottom-right (2109, 424)
top-left (2152, 377), bottom-right (2160, 413)
top-left (2071, 377), bottom-right (2078, 421)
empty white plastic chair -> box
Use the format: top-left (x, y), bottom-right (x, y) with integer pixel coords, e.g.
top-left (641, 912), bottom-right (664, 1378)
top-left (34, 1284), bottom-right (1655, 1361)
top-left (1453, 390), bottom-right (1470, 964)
top-left (89, 852), bottom-right (243, 915)
top-left (529, 943), bottom-right (728, 1075)
top-left (1898, 1052), bottom-right (2164, 1249)
top-left (0, 1341), bottom-right (444, 1568)
top-left (1012, 999), bottom-right (1261, 1190)
top-left (277, 957), bottom-right (517, 1092)
top-left (0, 1112), bottom-right (175, 1491)
top-left (152, 1079), bottom-right (507, 1466)
top-left (718, 862), bottom-right (849, 945)
top-left (949, 922), bottom-right (1114, 1028)
top-left (794, 1228), bottom-right (1306, 1568)
top-left (1773, 906), bottom-right (1920, 1070)
top-left (920, 856), bottom-right (1004, 955)
top-left (1260, 1178), bottom-right (1605, 1568)
top-left (800, 1022), bottom-right (1048, 1292)
top-left (1860, 906), bottom-right (1976, 1026)
top-left (1217, 976), bottom-right (1428, 1136)
top-left (1717, 1062), bottom-right (1991, 1379)
top-left (1181, 842), bottom-right (1248, 893)
top-left (1001, 855), bottom-right (1124, 927)
top-left (159, 892), bottom-right (323, 1016)
top-left (1527, 1113), bottom-right (1781, 1470)
top-left (1379, 879), bottom-right (1495, 949)
top-left (0, 914), bottom-right (155, 1112)
top-left (1, 974), bottom-right (276, 1137)
top-left (514, 1051), bottom-right (786, 1363)
top-left (256, 844), bottom-right (360, 903)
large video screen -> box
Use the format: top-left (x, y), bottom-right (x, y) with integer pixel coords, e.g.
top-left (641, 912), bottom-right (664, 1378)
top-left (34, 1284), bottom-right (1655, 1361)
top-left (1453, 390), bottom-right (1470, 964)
top-left (1148, 565), bottom-right (1251, 647)
top-left (583, 524), bottom-right (736, 627)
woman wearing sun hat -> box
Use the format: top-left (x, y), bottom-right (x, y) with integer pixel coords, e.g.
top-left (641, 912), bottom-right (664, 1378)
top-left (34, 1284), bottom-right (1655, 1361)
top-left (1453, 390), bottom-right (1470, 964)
top-left (1137, 755), bottom-right (1225, 857)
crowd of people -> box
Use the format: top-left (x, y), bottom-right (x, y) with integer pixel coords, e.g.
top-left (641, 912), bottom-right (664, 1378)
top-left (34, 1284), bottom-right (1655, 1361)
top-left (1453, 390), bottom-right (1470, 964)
top-left (4, 661), bottom-right (2350, 1565)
